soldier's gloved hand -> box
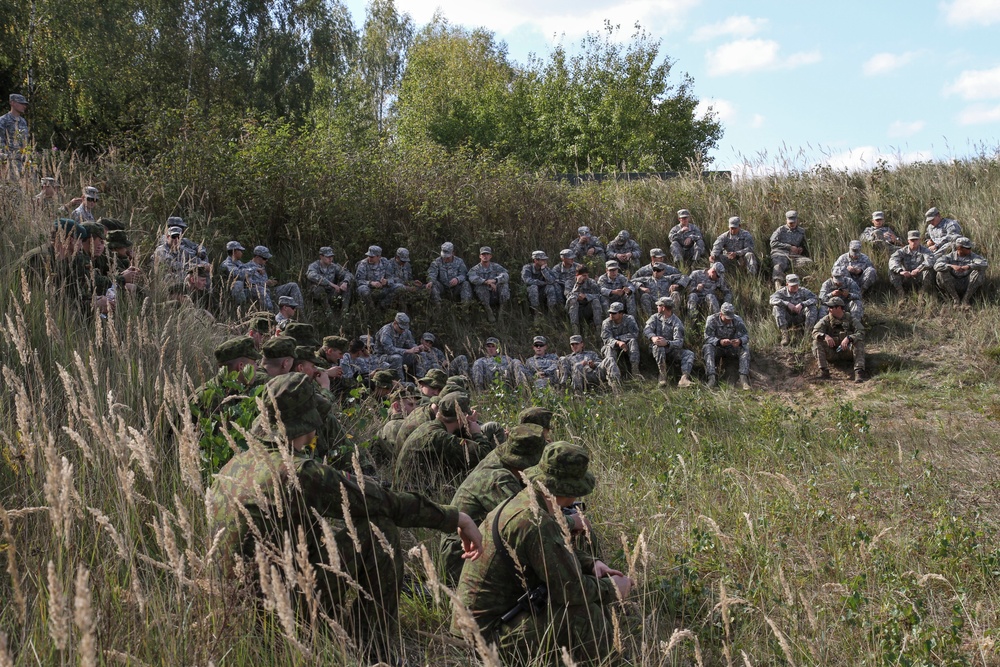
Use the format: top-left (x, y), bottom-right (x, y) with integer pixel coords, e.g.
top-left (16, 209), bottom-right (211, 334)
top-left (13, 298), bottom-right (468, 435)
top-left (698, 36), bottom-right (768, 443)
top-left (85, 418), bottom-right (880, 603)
top-left (457, 513), bottom-right (484, 561)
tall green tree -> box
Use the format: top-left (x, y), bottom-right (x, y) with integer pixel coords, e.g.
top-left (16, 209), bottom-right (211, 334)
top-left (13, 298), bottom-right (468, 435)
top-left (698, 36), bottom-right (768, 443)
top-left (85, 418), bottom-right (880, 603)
top-left (359, 0), bottom-right (412, 134)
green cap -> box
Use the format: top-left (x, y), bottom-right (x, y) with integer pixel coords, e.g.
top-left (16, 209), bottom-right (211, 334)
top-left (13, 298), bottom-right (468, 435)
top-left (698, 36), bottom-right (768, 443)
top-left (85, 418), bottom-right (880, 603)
top-left (80, 221), bottom-right (106, 240)
top-left (437, 392), bottom-right (471, 421)
top-left (248, 315), bottom-right (272, 335)
top-left (417, 368), bottom-right (448, 390)
top-left (441, 376), bottom-right (469, 395)
top-left (262, 336), bottom-right (296, 359)
top-left (392, 384), bottom-right (422, 401)
top-left (106, 230), bottom-right (132, 250)
top-left (323, 336), bottom-right (349, 351)
top-left (254, 373), bottom-right (323, 440)
top-left (372, 370), bottom-right (397, 389)
top-left (214, 336), bottom-right (258, 365)
top-left (524, 441), bottom-right (596, 497)
top-left (96, 217), bottom-right (125, 231)
top-left (293, 345), bottom-right (324, 365)
top-left (518, 406), bottom-right (553, 430)
top-left (283, 322), bottom-right (320, 348)
top-left (497, 424), bottom-right (546, 469)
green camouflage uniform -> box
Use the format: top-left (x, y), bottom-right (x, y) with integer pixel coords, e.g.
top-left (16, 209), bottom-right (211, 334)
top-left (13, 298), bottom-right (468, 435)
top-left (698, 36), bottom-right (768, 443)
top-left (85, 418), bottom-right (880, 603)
top-left (395, 418), bottom-right (492, 498)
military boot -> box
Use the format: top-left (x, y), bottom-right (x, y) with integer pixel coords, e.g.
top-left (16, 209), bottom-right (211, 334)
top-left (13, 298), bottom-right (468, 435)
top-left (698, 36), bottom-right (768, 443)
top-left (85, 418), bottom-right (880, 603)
top-left (657, 362), bottom-right (668, 388)
top-left (677, 373), bottom-right (693, 388)
top-left (706, 374), bottom-right (717, 388)
top-left (819, 367), bottom-right (831, 379)
top-left (739, 374), bottom-right (751, 390)
top-left (483, 304), bottom-right (496, 323)
top-left (894, 285), bottom-right (905, 298)
top-left (854, 368), bottom-right (868, 382)
top-left (780, 330), bottom-right (791, 346)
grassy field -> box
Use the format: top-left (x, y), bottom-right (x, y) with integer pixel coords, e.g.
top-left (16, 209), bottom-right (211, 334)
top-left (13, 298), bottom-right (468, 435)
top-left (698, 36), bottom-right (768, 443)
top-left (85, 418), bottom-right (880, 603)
top-left (1, 152), bottom-right (999, 666)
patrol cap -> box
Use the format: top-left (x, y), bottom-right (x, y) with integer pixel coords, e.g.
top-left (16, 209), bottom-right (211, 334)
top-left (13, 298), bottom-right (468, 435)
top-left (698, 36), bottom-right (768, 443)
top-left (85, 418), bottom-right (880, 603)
top-left (832, 266), bottom-right (849, 279)
top-left (569, 334), bottom-right (584, 344)
top-left (214, 336), bottom-right (258, 365)
top-left (479, 246), bottom-right (493, 255)
top-left (417, 368), bottom-right (448, 389)
top-left (785, 274), bottom-right (800, 285)
top-left (849, 240), bottom-right (862, 251)
top-left (651, 262), bottom-right (667, 271)
top-left (497, 424), bottom-right (547, 469)
top-left (531, 250), bottom-right (548, 261)
top-left (956, 236), bottom-right (973, 248)
top-left (257, 373), bottom-right (323, 440)
top-left (262, 336), bottom-right (296, 359)
top-left (319, 246), bottom-right (335, 257)
top-left (421, 331), bottom-right (436, 342)
top-left (80, 221), bottom-right (106, 240)
top-left (226, 240), bottom-right (245, 252)
top-left (371, 369), bottom-right (396, 389)
top-left (656, 296), bottom-right (674, 308)
top-left (720, 302), bottom-right (736, 316)
top-left (393, 312), bottom-right (410, 329)
top-left (524, 441), bottom-right (596, 497)
top-left (559, 248), bottom-right (575, 258)
top-left (278, 295), bottom-right (297, 308)
top-left (248, 312), bottom-right (275, 333)
top-left (365, 245), bottom-right (382, 257)
top-left (84, 186), bottom-right (100, 200)
top-left (166, 216), bottom-right (187, 230)
top-left (282, 322), bottom-right (320, 347)
top-left (106, 230), bottom-right (132, 250)
top-left (577, 226), bottom-right (591, 236)
top-left (728, 216), bottom-right (741, 227)
top-left (41, 177), bottom-right (59, 187)
top-left (650, 248), bottom-right (665, 257)
top-left (322, 335), bottom-right (349, 351)
top-left (925, 207), bottom-right (940, 221)
top-left (872, 211), bottom-right (885, 220)
top-left (167, 226), bottom-right (183, 237)
top-left (97, 217), bottom-right (124, 231)
top-left (253, 245), bottom-right (272, 259)
top-left (9, 93), bottom-right (28, 104)
top-left (785, 210), bottom-right (798, 220)
top-left (395, 247), bottom-right (410, 262)
top-left (677, 209), bottom-right (691, 218)
top-left (485, 336), bottom-right (500, 346)
top-left (826, 296), bottom-right (846, 308)
top-left (440, 242), bottom-right (455, 256)
top-left (532, 335), bottom-right (548, 346)
top-left (907, 230), bottom-right (921, 241)
top-left (605, 260), bottom-right (620, 270)
top-left (437, 392), bottom-right (471, 421)
top-left (608, 302), bottom-right (625, 313)
top-left (711, 262), bottom-right (725, 273)
top-left (615, 230), bottom-right (630, 241)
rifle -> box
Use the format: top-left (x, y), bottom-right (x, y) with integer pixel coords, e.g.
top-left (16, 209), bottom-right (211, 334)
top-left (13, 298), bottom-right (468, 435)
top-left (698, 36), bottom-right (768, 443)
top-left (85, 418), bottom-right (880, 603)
top-left (500, 585), bottom-right (548, 624)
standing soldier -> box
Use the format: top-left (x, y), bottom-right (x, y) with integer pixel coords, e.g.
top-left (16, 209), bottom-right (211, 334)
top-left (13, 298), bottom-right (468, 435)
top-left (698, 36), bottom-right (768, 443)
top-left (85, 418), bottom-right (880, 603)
top-left (769, 274), bottom-right (818, 346)
top-left (769, 210), bottom-right (811, 289)
top-left (559, 334), bottom-right (620, 390)
top-left (521, 250), bottom-right (561, 317)
top-left (703, 302), bottom-right (751, 390)
top-left (306, 246), bottom-right (353, 313)
top-left (833, 240), bottom-right (877, 294)
top-left (644, 297), bottom-right (694, 388)
top-left (605, 230), bottom-right (642, 270)
top-left (600, 302), bottom-right (641, 379)
top-left (668, 209), bottom-right (706, 266)
top-left (710, 216), bottom-right (759, 274)
top-left (934, 237), bottom-right (988, 306)
top-left (686, 262), bottom-right (732, 317)
top-left (569, 226), bottom-right (606, 263)
top-left (468, 246), bottom-right (511, 323)
top-left (428, 241), bottom-right (473, 304)
top-left (889, 230), bottom-right (934, 296)
top-left (813, 297), bottom-right (867, 381)
top-left (598, 260), bottom-right (637, 316)
top-left (861, 211), bottom-right (903, 253)
top-left (355, 245), bottom-right (399, 309)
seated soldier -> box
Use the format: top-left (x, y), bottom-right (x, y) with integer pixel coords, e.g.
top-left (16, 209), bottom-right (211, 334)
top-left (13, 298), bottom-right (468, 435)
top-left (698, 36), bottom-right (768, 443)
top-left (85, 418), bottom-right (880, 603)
top-left (414, 331), bottom-right (470, 378)
top-left (703, 302), bottom-right (751, 390)
top-left (341, 336), bottom-right (392, 383)
top-left (245, 245), bottom-right (303, 313)
top-left (373, 384), bottom-right (422, 465)
top-left (355, 245), bottom-right (399, 309)
top-left (833, 240), bottom-right (877, 293)
top-left (686, 262), bottom-right (731, 316)
top-left (569, 226), bottom-right (606, 263)
top-left (769, 274), bottom-right (818, 345)
top-left (566, 265), bottom-right (605, 334)
top-left (428, 242), bottom-right (473, 303)
top-left (633, 262), bottom-right (685, 316)
top-left (454, 441), bottom-right (633, 665)
top-left (861, 211), bottom-right (903, 253)
top-left (644, 297), bottom-right (694, 388)
top-left (245, 312), bottom-right (274, 349)
top-left (472, 337), bottom-right (528, 390)
top-left (521, 250), bottom-right (561, 317)
top-left (390, 247), bottom-right (424, 305)
top-left (604, 230), bottom-right (642, 270)
top-left (889, 230), bottom-right (934, 296)
top-left (468, 246), bottom-right (511, 323)
top-left (668, 209), bottom-right (706, 266)
top-left (818, 266), bottom-right (864, 321)
top-left (710, 216), bottom-right (759, 274)
top-left (769, 210), bottom-right (812, 289)
top-left (558, 334), bottom-right (620, 391)
top-left (813, 296), bottom-right (866, 382)
top-left (551, 249), bottom-right (581, 302)
top-left (597, 260), bottom-right (636, 316)
top-left (274, 295), bottom-right (297, 329)
top-left (306, 246), bottom-right (353, 313)
top-left (261, 336), bottom-right (296, 377)
top-left (600, 302), bottom-right (640, 379)
top-left (220, 241), bottom-right (252, 305)
top-left (934, 236), bottom-right (988, 306)
top-left (924, 207), bottom-right (963, 258)
top-left (374, 312), bottom-right (420, 379)
top-left (523, 335), bottom-right (561, 389)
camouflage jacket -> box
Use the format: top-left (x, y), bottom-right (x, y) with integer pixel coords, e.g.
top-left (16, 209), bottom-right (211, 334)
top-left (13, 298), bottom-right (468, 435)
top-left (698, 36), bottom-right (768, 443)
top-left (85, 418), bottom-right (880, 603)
top-left (861, 225), bottom-right (902, 245)
top-left (600, 314), bottom-right (640, 345)
top-left (686, 269), bottom-right (732, 302)
top-left (375, 322), bottom-right (416, 356)
top-left (395, 420), bottom-right (492, 493)
top-left (934, 249), bottom-right (988, 275)
top-left (220, 257), bottom-right (254, 286)
top-left (355, 257), bottom-right (398, 286)
top-left (833, 251), bottom-right (875, 276)
top-left (567, 277), bottom-right (602, 299)
top-left (340, 353), bottom-right (389, 380)
top-left (550, 261), bottom-right (581, 294)
top-left (559, 350), bottom-right (602, 378)
top-left (306, 259), bottom-right (352, 287)
top-left (568, 236), bottom-right (605, 260)
top-left (597, 272), bottom-right (633, 298)
top-left (711, 229), bottom-right (756, 257)
top-left (520, 263), bottom-right (558, 287)
top-left (632, 274), bottom-right (681, 299)
top-left (769, 224), bottom-right (808, 255)
top-left (668, 223), bottom-right (705, 247)
top-left (889, 245), bottom-right (933, 273)
top-left (391, 260), bottom-right (414, 284)
top-left (643, 313), bottom-right (685, 348)
top-left (605, 238), bottom-right (642, 263)
top-left (926, 218), bottom-right (962, 248)
top-left (0, 112), bottom-right (29, 152)
top-left (472, 355), bottom-right (525, 389)
top-left (70, 205), bottom-right (95, 224)
top-left (819, 277), bottom-right (862, 304)
top-left (768, 286), bottom-right (817, 308)
top-left (394, 404), bottom-right (436, 451)
top-left (427, 256), bottom-right (469, 285)
top-left (524, 353), bottom-right (561, 381)
top-left (468, 262), bottom-right (510, 286)
top-left (812, 311), bottom-right (864, 342)
top-left (704, 313), bottom-right (749, 347)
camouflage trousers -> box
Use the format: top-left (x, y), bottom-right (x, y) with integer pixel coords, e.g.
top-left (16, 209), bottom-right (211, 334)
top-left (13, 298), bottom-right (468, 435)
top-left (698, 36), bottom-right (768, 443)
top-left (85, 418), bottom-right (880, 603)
top-left (380, 352), bottom-right (418, 380)
top-left (473, 284), bottom-right (511, 308)
top-left (566, 296), bottom-right (605, 330)
top-left (936, 270), bottom-right (985, 303)
top-left (489, 599), bottom-right (614, 666)
top-left (703, 342), bottom-right (750, 377)
top-left (602, 340), bottom-right (640, 376)
top-left (819, 299), bottom-right (863, 322)
top-left (650, 344), bottom-right (694, 374)
top-left (430, 280), bottom-right (473, 303)
top-left (771, 253), bottom-right (813, 280)
top-left (562, 358), bottom-right (620, 391)
top-left (638, 288), bottom-right (682, 317)
top-left (602, 293), bottom-right (636, 317)
top-left (670, 240), bottom-right (705, 265)
top-left (773, 305), bottom-right (817, 331)
top-left (687, 291), bottom-right (721, 315)
top-left (715, 253), bottom-right (760, 275)
top-left (889, 269), bottom-right (933, 292)
top-left (309, 283), bottom-right (352, 312)
top-left (357, 283), bottom-right (398, 308)
top-left (527, 283), bottom-right (562, 310)
top-left (813, 338), bottom-right (865, 371)
top-left (847, 267), bottom-right (877, 293)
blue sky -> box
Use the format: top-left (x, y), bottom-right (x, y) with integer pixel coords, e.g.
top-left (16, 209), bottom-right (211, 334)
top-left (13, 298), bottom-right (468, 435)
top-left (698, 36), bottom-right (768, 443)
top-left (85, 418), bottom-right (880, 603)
top-left (342, 0), bottom-right (1000, 174)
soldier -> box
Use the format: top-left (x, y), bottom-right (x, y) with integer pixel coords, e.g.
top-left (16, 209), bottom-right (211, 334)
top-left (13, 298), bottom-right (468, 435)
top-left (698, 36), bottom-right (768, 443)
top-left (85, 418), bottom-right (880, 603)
top-left (566, 265), bottom-right (605, 334)
top-left (569, 226), bottom-right (606, 262)
top-left (153, 226), bottom-right (193, 287)
top-left (21, 218), bottom-right (78, 286)
top-left (468, 246), bottom-right (511, 323)
top-left (0, 93), bottom-right (30, 164)
top-left (521, 250), bottom-right (561, 316)
top-left (833, 240), bottom-right (877, 293)
top-left (415, 331), bottom-right (469, 378)
top-left (644, 297), bottom-right (694, 388)
top-left (889, 230), bottom-right (935, 296)
top-left (261, 336), bottom-right (296, 377)
top-left (32, 176), bottom-right (61, 213)
top-left (393, 376), bottom-right (468, 451)
top-left (703, 302), bottom-right (751, 390)
top-left (605, 230), bottom-right (642, 270)
top-left (633, 262), bottom-right (685, 316)
top-left (686, 262), bottom-right (732, 316)
top-left (861, 211), bottom-right (903, 253)
top-left (710, 216), bottom-right (759, 274)
top-left (669, 209), bottom-right (706, 266)
top-left (819, 267), bottom-right (864, 321)
top-left (440, 423), bottom-right (547, 583)
top-left (246, 312), bottom-right (274, 349)
top-left (559, 334), bottom-right (620, 391)
top-left (304, 246), bottom-right (353, 313)
top-left (416, 368), bottom-right (449, 402)
top-left (598, 260), bottom-right (637, 316)
top-left (70, 186), bottom-right (100, 224)
top-left (373, 384), bottom-right (422, 464)
top-left (375, 312), bottom-right (421, 379)
top-left (428, 241), bottom-right (473, 304)
top-left (551, 249), bottom-right (581, 301)
top-left (68, 221), bottom-right (113, 315)
top-left (524, 335), bottom-right (561, 389)
top-left (183, 264), bottom-right (215, 311)
top-left (769, 274), bottom-right (818, 346)
top-left (390, 247), bottom-right (424, 305)
top-left (601, 302), bottom-right (640, 379)
top-left (245, 245), bottom-right (304, 313)
top-left (105, 229), bottom-right (142, 297)
top-left (395, 392), bottom-right (493, 496)
top-left (813, 297), bottom-right (867, 381)
top-left (274, 295), bottom-right (297, 329)
top-left (206, 373), bottom-right (483, 664)
top-left (934, 236), bottom-right (988, 306)
top-left (157, 217), bottom-right (208, 264)
top-left (220, 241), bottom-right (253, 304)
top-left (355, 245), bottom-right (399, 308)
top-left (924, 207), bottom-right (963, 258)
top-left (769, 210), bottom-right (812, 288)
top-left (634, 248), bottom-right (670, 279)
top-left (454, 441), bottom-right (632, 665)
top-left (342, 336), bottom-right (392, 382)
top-left (472, 337), bottom-right (528, 390)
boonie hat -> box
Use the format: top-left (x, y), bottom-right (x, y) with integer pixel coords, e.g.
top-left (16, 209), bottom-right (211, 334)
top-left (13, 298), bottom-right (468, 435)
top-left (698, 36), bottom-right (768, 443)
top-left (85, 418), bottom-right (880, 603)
top-left (417, 368), bottom-right (448, 390)
top-left (524, 441), bottom-right (596, 497)
top-left (262, 336), bottom-right (296, 359)
top-left (214, 336), bottom-right (258, 365)
top-left (497, 424), bottom-right (547, 469)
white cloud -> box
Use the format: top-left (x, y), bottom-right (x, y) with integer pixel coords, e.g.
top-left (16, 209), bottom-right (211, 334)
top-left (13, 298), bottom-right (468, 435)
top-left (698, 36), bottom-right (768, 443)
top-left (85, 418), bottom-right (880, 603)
top-left (690, 15), bottom-right (767, 42)
top-left (396, 0), bottom-right (699, 42)
top-left (695, 98), bottom-right (736, 123)
top-left (817, 147), bottom-right (933, 172)
top-left (863, 51), bottom-right (917, 76)
top-left (945, 65), bottom-right (1000, 100)
top-left (705, 39), bottom-right (821, 76)
top-left (943, 0), bottom-right (1000, 26)
top-left (750, 114), bottom-right (765, 128)
top-left (957, 103), bottom-right (1000, 124)
top-left (888, 120), bottom-right (926, 137)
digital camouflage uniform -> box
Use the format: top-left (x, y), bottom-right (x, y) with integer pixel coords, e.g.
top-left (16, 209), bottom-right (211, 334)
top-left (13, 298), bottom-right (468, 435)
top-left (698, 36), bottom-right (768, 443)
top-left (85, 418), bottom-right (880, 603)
top-left (355, 256), bottom-right (399, 308)
top-left (833, 247), bottom-right (877, 293)
top-left (550, 260), bottom-right (581, 300)
top-left (889, 244), bottom-right (934, 293)
top-left (668, 222), bottom-right (706, 264)
top-left (861, 223), bottom-right (903, 253)
top-left (769, 223), bottom-right (811, 281)
top-left (597, 270), bottom-right (637, 316)
top-left (220, 255), bottom-right (254, 304)
top-left (566, 276), bottom-right (605, 332)
top-left (427, 255), bottom-right (473, 303)
top-left (812, 309), bottom-right (866, 374)
top-left (703, 311), bottom-right (751, 380)
top-left (472, 353), bottom-right (528, 390)
top-left (633, 272), bottom-right (684, 315)
top-left (818, 274), bottom-right (864, 321)
top-left (524, 353), bottom-right (561, 389)
top-left (306, 259), bottom-right (353, 311)
top-left (153, 244), bottom-right (191, 287)
top-left (711, 228), bottom-right (759, 274)
top-left (604, 232), bottom-right (642, 270)
top-left (521, 262), bottom-right (561, 311)
top-left (569, 235), bottom-right (606, 263)
top-left (926, 217), bottom-right (962, 257)
top-left (769, 285), bottom-right (818, 331)
top-left (600, 313), bottom-right (641, 376)
top-left (643, 312), bottom-right (694, 376)
top-left (558, 348), bottom-right (619, 391)
top-left (374, 320), bottom-right (417, 378)
top-left (468, 260), bottom-right (511, 320)
top-left (934, 246), bottom-right (989, 304)
top-left (0, 111), bottom-right (29, 154)
top-left (685, 268), bottom-right (732, 315)
top-left (245, 261), bottom-right (302, 312)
